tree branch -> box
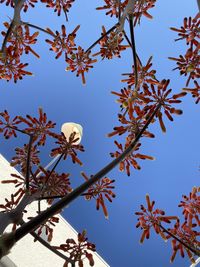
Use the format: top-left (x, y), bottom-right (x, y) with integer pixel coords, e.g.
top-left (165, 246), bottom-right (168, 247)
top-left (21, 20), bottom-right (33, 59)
top-left (20, 219), bottom-right (74, 265)
top-left (7, 103), bottom-right (161, 249)
top-left (158, 223), bottom-right (200, 257)
top-left (1, 0), bottom-right (25, 56)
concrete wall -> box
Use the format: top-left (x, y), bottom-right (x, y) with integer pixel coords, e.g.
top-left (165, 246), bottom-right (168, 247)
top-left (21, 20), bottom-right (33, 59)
top-left (0, 154), bottom-right (109, 267)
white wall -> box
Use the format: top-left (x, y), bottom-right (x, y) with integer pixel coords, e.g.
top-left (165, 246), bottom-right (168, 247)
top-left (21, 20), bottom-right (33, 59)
top-left (0, 154), bottom-right (109, 267)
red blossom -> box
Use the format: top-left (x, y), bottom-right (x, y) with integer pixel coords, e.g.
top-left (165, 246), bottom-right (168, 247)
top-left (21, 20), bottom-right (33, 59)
top-left (178, 187), bottom-right (200, 227)
top-left (167, 222), bottom-right (200, 263)
top-left (29, 215), bottom-right (59, 242)
top-left (170, 13), bottom-right (200, 46)
top-left (51, 132), bottom-right (84, 165)
top-left (41, 0), bottom-right (75, 18)
top-left (135, 195), bottom-right (178, 243)
top-left (11, 144), bottom-right (40, 175)
top-left (46, 25), bottom-right (80, 59)
top-left (93, 26), bottom-right (129, 59)
top-left (54, 230), bottom-right (96, 267)
top-left (0, 110), bottom-right (21, 139)
top-left (66, 46), bottom-right (97, 84)
top-left (81, 172), bottom-right (115, 218)
top-left (141, 79), bottom-right (186, 132)
top-left (132, 0), bottom-right (157, 26)
top-left (108, 105), bottom-right (155, 140)
top-left (183, 80), bottom-right (200, 104)
top-left (18, 108), bottom-right (56, 145)
top-left (32, 168), bottom-right (72, 204)
top-left (121, 56), bottom-right (159, 88)
top-left (96, 0), bottom-right (156, 25)
top-left (0, 189), bottom-right (25, 213)
top-left (1, 22), bottom-right (39, 59)
top-left (0, 0), bottom-right (37, 11)
top-left (96, 0), bottom-right (128, 18)
top-left (0, 47), bottom-right (32, 82)
top-left (110, 141), bottom-right (154, 176)
top-left (169, 47), bottom-right (200, 87)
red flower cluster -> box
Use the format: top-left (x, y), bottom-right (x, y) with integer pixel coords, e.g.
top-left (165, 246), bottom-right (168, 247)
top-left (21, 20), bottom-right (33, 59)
top-left (54, 230), bottom-right (96, 267)
top-left (81, 172), bottom-right (115, 218)
top-left (18, 108), bottom-right (56, 145)
top-left (132, 0), bottom-right (157, 26)
top-left (66, 46), bottom-right (97, 84)
top-left (93, 26), bottom-right (129, 59)
top-left (110, 141), bottom-right (154, 176)
top-left (0, 110), bottom-right (21, 138)
top-left (0, 23), bottom-right (39, 82)
top-left (170, 13), bottom-right (200, 46)
top-left (32, 215), bottom-right (59, 242)
top-left (33, 168), bottom-right (72, 204)
top-left (11, 144), bottom-right (40, 175)
top-left (96, 0), bottom-right (128, 18)
top-left (46, 25), bottom-right (80, 59)
top-left (170, 13), bottom-right (200, 102)
top-left (135, 190), bottom-right (200, 263)
top-left (41, 0), bottom-right (75, 17)
top-left (1, 22), bottom-right (39, 59)
top-left (121, 56), bottom-right (158, 88)
top-left (96, 0), bottom-right (157, 25)
top-left (110, 74), bottom-right (186, 175)
top-left (51, 132), bottom-right (84, 164)
top-left (0, 0), bottom-right (37, 12)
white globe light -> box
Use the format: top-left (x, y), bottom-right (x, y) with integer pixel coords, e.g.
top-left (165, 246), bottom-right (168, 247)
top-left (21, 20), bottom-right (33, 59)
top-left (61, 122), bottom-right (83, 145)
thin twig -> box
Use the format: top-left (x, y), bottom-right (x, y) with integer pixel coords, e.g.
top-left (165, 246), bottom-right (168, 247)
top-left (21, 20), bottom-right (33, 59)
top-left (22, 22), bottom-right (56, 37)
top-left (123, 30), bottom-right (142, 67)
top-left (20, 219), bottom-right (74, 265)
top-left (25, 134), bottom-right (34, 191)
top-left (13, 103), bottom-right (161, 244)
top-left (41, 153), bottom-right (64, 193)
top-left (7, 125), bottom-right (31, 136)
top-left (128, 14), bottom-right (139, 91)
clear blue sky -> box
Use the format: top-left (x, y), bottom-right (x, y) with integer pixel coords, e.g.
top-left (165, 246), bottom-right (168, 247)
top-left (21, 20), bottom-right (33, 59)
top-left (0, 1), bottom-right (199, 267)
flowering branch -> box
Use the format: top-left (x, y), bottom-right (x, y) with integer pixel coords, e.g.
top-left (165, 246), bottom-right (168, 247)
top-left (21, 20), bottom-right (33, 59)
top-left (0, 103), bottom-right (162, 257)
